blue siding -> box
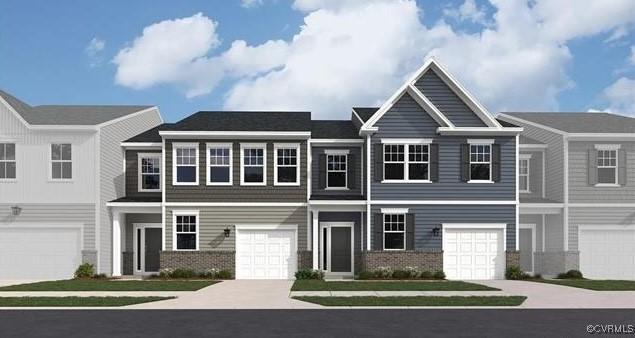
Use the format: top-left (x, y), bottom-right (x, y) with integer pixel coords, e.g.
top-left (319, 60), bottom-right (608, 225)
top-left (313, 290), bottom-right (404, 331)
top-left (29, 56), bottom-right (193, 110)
top-left (414, 70), bottom-right (487, 127)
top-left (311, 146), bottom-right (363, 198)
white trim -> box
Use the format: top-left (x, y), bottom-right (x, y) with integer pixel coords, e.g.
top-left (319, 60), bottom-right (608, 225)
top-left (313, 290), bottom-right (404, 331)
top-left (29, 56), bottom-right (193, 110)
top-left (164, 202), bottom-right (306, 207)
top-left (324, 149), bottom-right (350, 155)
top-left (382, 142), bottom-right (431, 183)
top-left (563, 135), bottom-right (569, 251)
top-left (132, 223), bottom-right (162, 275)
top-left (172, 210), bottom-right (200, 251)
top-left (468, 142), bottom-right (492, 182)
top-left (307, 142), bottom-right (312, 251)
top-left (595, 147), bottom-right (618, 186)
top-left (381, 138), bottom-right (433, 144)
top-left (161, 137), bottom-right (166, 251)
top-left (172, 142), bottom-right (199, 186)
top-left (515, 133), bottom-right (520, 251)
top-left (240, 143), bottom-right (267, 186)
top-left (121, 142), bottom-right (162, 148)
top-left (467, 139), bottom-right (495, 145)
top-left (319, 222), bottom-right (354, 275)
top-left (325, 152), bottom-right (347, 189)
top-left (520, 143), bottom-right (548, 149)
top-left (106, 202), bottom-right (162, 207)
top-left (380, 208), bottom-right (409, 214)
top-left (498, 114), bottom-right (567, 136)
top-left (569, 203), bottom-right (635, 208)
top-left (97, 106), bottom-right (162, 128)
top-left (234, 223), bottom-right (299, 231)
top-left (541, 214), bottom-right (546, 252)
top-left (309, 139), bottom-right (364, 144)
top-left (437, 127), bottom-right (522, 136)
top-left (568, 134), bottom-right (635, 141)
top-left (371, 200), bottom-right (516, 205)
top-left (519, 223), bottom-right (535, 274)
top-left (137, 153), bottom-right (162, 192)
top-left (160, 131), bottom-right (310, 138)
top-left (519, 155), bottom-right (530, 193)
top-left (205, 142), bottom-right (233, 186)
top-left (273, 143), bottom-right (301, 186)
top-left (312, 211), bottom-right (319, 270)
top-left (407, 85), bottom-right (456, 128)
top-left (94, 131), bottom-right (101, 274)
top-left (0, 142), bottom-right (17, 181)
top-left (365, 134), bottom-right (371, 251)
top-left (308, 204), bottom-right (366, 212)
top-left (577, 224), bottom-right (635, 231)
top-left (0, 94), bottom-right (31, 127)
top-left (351, 109), bottom-right (365, 125)
top-left (542, 150), bottom-right (546, 198)
top-left (49, 143), bottom-right (73, 181)
top-left (519, 154), bottom-right (532, 159)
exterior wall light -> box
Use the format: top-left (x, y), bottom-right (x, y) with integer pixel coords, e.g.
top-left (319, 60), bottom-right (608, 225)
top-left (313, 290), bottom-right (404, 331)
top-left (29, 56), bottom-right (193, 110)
top-left (11, 205), bottom-right (22, 216)
top-left (431, 227), bottom-right (441, 237)
top-left (224, 226), bottom-right (232, 238)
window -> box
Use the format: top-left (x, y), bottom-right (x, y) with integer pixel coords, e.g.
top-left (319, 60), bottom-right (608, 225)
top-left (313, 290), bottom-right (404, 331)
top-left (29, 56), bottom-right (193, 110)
top-left (173, 143), bottom-right (198, 185)
top-left (138, 153), bottom-right (161, 191)
top-left (274, 144), bottom-right (300, 185)
top-left (241, 144), bottom-right (266, 185)
top-left (174, 213), bottom-right (198, 250)
top-left (383, 214), bottom-right (405, 250)
top-left (326, 153), bottom-right (347, 188)
top-left (51, 143), bottom-right (72, 180)
top-left (408, 145), bottom-right (429, 180)
top-left (382, 140), bottom-right (430, 182)
top-left (597, 149), bottom-right (617, 185)
top-left (469, 144), bottom-right (491, 181)
top-left (384, 145), bottom-right (404, 180)
top-left (0, 143), bottom-right (16, 180)
top-left (519, 156), bottom-right (530, 193)
top-left (207, 143), bottom-right (232, 185)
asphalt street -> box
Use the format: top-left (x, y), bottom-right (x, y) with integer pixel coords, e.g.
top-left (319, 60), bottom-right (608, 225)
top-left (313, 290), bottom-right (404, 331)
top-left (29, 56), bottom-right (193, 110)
top-left (1, 309), bottom-right (633, 337)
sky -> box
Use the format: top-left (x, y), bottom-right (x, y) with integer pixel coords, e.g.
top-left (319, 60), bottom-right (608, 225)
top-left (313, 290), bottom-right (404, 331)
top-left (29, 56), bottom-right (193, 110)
top-left (1, 0), bottom-right (634, 123)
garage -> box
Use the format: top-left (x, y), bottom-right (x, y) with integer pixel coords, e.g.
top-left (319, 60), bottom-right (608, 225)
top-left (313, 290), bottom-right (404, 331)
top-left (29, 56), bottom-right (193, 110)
top-left (235, 227), bottom-right (297, 279)
top-left (443, 225), bottom-right (505, 280)
top-left (0, 226), bottom-right (82, 280)
top-left (579, 226), bottom-right (635, 279)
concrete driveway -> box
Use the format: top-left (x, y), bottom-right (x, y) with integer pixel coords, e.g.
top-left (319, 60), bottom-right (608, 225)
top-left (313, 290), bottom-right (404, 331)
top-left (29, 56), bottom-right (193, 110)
top-left (479, 280), bottom-right (635, 308)
top-left (128, 280), bottom-right (320, 309)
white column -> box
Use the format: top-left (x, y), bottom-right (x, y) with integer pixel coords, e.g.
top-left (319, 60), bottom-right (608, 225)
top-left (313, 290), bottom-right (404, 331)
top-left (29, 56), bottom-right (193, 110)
top-left (312, 210), bottom-right (319, 270)
top-left (112, 211), bottom-right (122, 277)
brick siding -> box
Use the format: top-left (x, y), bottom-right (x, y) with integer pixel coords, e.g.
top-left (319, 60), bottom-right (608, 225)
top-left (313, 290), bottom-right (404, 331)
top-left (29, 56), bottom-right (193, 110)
top-left (160, 251), bottom-right (235, 275)
top-left (360, 250), bottom-right (443, 272)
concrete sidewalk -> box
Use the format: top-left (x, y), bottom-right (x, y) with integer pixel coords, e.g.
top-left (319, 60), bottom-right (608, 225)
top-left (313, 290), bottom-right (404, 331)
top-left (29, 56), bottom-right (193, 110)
top-left (291, 290), bottom-right (511, 297)
top-left (0, 291), bottom-right (189, 297)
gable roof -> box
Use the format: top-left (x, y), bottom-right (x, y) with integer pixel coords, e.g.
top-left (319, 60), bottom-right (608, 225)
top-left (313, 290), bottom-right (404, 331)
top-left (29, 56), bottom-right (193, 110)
top-left (161, 111), bottom-right (311, 132)
top-left (500, 112), bottom-right (635, 134)
top-left (0, 89), bottom-right (155, 126)
top-left (352, 107), bottom-right (379, 122)
top-left (124, 123), bottom-right (171, 143)
top-left (311, 120), bottom-right (361, 139)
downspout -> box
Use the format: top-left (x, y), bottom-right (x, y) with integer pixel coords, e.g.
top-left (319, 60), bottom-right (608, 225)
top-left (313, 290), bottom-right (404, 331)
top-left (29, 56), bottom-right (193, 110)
top-left (366, 133), bottom-right (371, 251)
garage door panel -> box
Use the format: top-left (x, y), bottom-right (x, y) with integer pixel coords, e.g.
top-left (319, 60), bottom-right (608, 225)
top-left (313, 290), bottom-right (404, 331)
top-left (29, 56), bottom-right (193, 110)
top-left (444, 228), bottom-right (504, 280)
top-left (580, 228), bottom-right (635, 280)
top-left (236, 229), bottom-right (296, 280)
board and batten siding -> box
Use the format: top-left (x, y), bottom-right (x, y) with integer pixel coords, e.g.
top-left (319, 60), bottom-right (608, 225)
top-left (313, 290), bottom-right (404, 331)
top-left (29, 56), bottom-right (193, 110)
top-left (370, 93), bottom-right (516, 200)
top-left (165, 206), bottom-right (308, 251)
top-left (568, 207), bottom-right (635, 251)
top-left (125, 149), bottom-right (162, 199)
top-left (311, 145), bottom-right (363, 198)
top-left (568, 141), bottom-right (635, 202)
top-left (165, 140), bottom-right (307, 202)
top-left (99, 108), bottom-right (163, 274)
top-left (519, 150), bottom-right (543, 200)
top-left (371, 205), bottom-right (516, 250)
top-left (414, 69), bottom-right (487, 127)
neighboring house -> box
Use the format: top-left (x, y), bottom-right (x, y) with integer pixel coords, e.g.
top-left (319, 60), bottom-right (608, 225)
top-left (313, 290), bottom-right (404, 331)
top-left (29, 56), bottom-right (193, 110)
top-left (110, 58), bottom-right (522, 280)
top-left (498, 112), bottom-right (635, 279)
top-left (0, 90), bottom-right (162, 279)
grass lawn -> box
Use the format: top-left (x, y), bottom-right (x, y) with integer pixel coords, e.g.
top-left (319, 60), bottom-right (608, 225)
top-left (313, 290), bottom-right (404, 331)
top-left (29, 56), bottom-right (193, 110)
top-left (292, 280), bottom-right (498, 291)
top-left (293, 296), bottom-right (526, 307)
top-left (533, 279), bottom-right (635, 291)
top-left (0, 280), bottom-right (219, 292)
top-left (0, 296), bottom-right (173, 307)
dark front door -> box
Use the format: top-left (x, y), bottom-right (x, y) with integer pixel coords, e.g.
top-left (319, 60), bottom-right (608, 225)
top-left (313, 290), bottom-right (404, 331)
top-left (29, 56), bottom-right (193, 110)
top-left (330, 227), bottom-right (352, 273)
top-left (144, 228), bottom-right (162, 272)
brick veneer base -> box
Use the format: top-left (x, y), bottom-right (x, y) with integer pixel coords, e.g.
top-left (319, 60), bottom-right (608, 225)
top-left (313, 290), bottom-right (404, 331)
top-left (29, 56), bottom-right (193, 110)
top-left (506, 250), bottom-right (520, 268)
top-left (160, 251), bottom-right (235, 275)
top-left (297, 251), bottom-right (312, 270)
top-left (360, 250), bottom-right (443, 272)
top-left (122, 252), bottom-right (133, 275)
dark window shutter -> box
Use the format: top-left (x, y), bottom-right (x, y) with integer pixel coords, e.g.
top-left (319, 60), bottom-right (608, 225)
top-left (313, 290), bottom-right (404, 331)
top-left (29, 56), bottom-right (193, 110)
top-left (347, 154), bottom-right (356, 189)
top-left (319, 154), bottom-right (326, 189)
top-left (406, 213), bottom-right (415, 250)
top-left (460, 144), bottom-right (470, 182)
top-left (373, 213), bottom-right (383, 250)
top-left (374, 144), bottom-right (383, 182)
top-left (429, 144), bottom-right (439, 182)
top-left (618, 149), bottom-right (627, 186)
top-left (492, 144), bottom-right (501, 182)
top-left (588, 149), bottom-right (597, 185)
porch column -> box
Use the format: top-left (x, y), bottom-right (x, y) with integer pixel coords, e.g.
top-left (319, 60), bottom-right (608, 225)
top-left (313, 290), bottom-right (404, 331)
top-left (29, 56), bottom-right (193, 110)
top-left (112, 211), bottom-right (123, 277)
top-left (312, 211), bottom-right (319, 270)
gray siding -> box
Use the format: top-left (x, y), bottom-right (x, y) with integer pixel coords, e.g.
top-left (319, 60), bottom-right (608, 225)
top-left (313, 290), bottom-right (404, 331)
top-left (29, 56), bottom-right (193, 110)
top-left (568, 207), bottom-right (635, 251)
top-left (311, 145), bottom-right (363, 198)
top-left (545, 213), bottom-right (564, 251)
top-left (414, 69), bottom-right (487, 127)
top-left (569, 141), bottom-right (635, 202)
top-left (125, 150), bottom-right (162, 199)
top-left (520, 150), bottom-right (544, 200)
top-left (166, 140), bottom-right (307, 202)
top-left (370, 93), bottom-right (516, 200)
top-left (519, 214), bottom-right (544, 252)
top-left (124, 213), bottom-right (162, 252)
top-left (371, 205), bottom-right (516, 250)
top-left (165, 206), bottom-right (307, 251)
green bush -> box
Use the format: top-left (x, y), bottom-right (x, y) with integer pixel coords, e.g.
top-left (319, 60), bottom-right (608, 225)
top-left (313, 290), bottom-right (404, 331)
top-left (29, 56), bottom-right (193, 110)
top-left (294, 269), bottom-right (324, 280)
top-left (432, 270), bottom-right (446, 280)
top-left (557, 269), bottom-right (583, 279)
top-left (215, 270), bottom-right (233, 279)
top-left (357, 271), bottom-right (375, 280)
top-left (93, 273), bottom-right (108, 279)
top-left (74, 263), bottom-right (94, 279)
top-left (533, 273), bottom-right (542, 279)
top-left (419, 271), bottom-right (433, 279)
top-left (505, 266), bottom-right (530, 280)
top-left (157, 268), bottom-right (233, 279)
top-left (392, 270), bottom-right (413, 279)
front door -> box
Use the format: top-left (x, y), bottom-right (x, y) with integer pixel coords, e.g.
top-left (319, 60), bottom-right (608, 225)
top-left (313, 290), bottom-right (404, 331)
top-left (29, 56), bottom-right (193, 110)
top-left (134, 224), bottom-right (162, 274)
top-left (519, 225), bottom-right (535, 273)
top-left (320, 223), bottom-right (353, 275)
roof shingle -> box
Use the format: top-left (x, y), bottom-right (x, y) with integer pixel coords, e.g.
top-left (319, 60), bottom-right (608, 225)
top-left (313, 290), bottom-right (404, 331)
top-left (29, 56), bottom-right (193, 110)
top-left (503, 112), bottom-right (635, 133)
top-left (162, 111), bottom-right (311, 132)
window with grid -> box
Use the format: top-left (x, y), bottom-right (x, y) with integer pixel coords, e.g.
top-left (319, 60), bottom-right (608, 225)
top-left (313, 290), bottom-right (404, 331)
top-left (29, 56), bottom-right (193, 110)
top-left (384, 144), bottom-right (405, 180)
top-left (243, 147), bottom-right (265, 183)
top-left (176, 215), bottom-right (197, 250)
top-left (408, 144), bottom-right (429, 180)
top-left (175, 146), bottom-right (197, 183)
top-left (383, 214), bottom-right (405, 250)
top-left (276, 147), bottom-right (298, 184)
top-left (519, 158), bottom-right (529, 192)
top-left (208, 146), bottom-right (231, 184)
top-left (0, 143), bottom-right (16, 180)
top-left (326, 154), bottom-right (347, 188)
top-left (51, 143), bottom-right (72, 180)
top-left (469, 144), bottom-right (491, 181)
top-left (140, 154), bottom-right (160, 191)
top-left (597, 149), bottom-right (617, 184)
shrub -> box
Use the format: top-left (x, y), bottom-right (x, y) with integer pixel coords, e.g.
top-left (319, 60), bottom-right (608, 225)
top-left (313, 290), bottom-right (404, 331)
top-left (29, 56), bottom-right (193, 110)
top-left (533, 273), bottom-right (542, 280)
top-left (392, 270), bottom-right (412, 279)
top-left (357, 271), bottom-right (375, 280)
top-left (294, 269), bottom-right (324, 280)
top-left (505, 266), bottom-right (530, 280)
top-left (215, 270), bottom-right (233, 279)
top-left (74, 263), bottom-right (94, 279)
top-left (557, 269), bottom-right (583, 279)
top-left (432, 270), bottom-right (446, 280)
top-left (375, 267), bottom-right (393, 279)
top-left (93, 273), bottom-right (108, 279)
top-left (419, 271), bottom-right (433, 279)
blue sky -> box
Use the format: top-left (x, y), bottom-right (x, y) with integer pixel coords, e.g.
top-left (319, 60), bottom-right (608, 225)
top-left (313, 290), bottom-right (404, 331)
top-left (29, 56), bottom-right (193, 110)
top-left (1, 0), bottom-right (634, 122)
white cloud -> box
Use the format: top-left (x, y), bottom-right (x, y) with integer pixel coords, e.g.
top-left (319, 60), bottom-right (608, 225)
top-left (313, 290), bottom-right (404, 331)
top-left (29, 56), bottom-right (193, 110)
top-left (241, 0), bottom-right (263, 8)
top-left (630, 45), bottom-right (635, 65)
top-left (443, 0), bottom-right (489, 25)
top-left (601, 77), bottom-right (635, 115)
top-left (85, 37), bottom-right (105, 67)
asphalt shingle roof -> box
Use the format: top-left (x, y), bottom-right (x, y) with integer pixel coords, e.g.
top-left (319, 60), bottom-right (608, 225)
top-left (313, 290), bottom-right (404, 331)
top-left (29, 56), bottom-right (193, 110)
top-left (503, 112), bottom-right (635, 133)
top-left (161, 111), bottom-right (312, 132)
top-left (352, 107), bottom-right (379, 122)
top-left (310, 120), bottom-right (361, 139)
top-left (124, 124), bottom-right (171, 143)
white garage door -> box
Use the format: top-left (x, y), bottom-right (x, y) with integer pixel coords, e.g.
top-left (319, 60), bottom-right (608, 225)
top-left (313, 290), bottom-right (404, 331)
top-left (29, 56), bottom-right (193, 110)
top-left (0, 226), bottom-right (82, 280)
top-left (236, 229), bottom-right (296, 279)
top-left (579, 227), bottom-right (635, 279)
top-left (443, 228), bottom-right (505, 280)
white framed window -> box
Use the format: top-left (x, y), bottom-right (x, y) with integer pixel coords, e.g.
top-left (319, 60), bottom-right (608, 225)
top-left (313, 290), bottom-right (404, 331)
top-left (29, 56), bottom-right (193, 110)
top-left (383, 213), bottom-right (405, 250)
top-left (596, 146), bottom-right (618, 185)
top-left (383, 144), bottom-right (404, 180)
top-left (138, 153), bottom-right (161, 192)
top-left (326, 151), bottom-right (347, 189)
top-left (382, 139), bottom-right (431, 182)
top-left (206, 143), bottom-right (232, 185)
top-left (173, 211), bottom-right (199, 250)
top-left (0, 143), bottom-right (16, 180)
top-left (241, 143), bottom-right (266, 186)
top-left (519, 155), bottom-right (531, 193)
top-left (469, 143), bottom-right (492, 182)
top-left (274, 143), bottom-right (300, 186)
top-left (50, 143), bottom-right (72, 180)
top-left (173, 143), bottom-right (199, 185)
